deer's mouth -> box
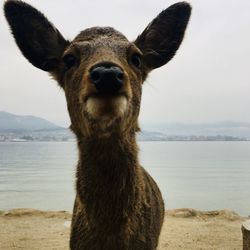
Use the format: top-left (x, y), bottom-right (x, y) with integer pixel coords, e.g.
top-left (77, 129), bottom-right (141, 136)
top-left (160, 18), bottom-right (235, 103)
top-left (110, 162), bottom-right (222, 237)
top-left (86, 92), bottom-right (128, 100)
top-left (85, 93), bottom-right (128, 119)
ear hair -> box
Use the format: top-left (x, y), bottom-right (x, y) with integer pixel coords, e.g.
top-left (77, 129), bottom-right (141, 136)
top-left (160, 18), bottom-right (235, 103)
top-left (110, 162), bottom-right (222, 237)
top-left (4, 0), bottom-right (69, 71)
top-left (135, 2), bottom-right (191, 71)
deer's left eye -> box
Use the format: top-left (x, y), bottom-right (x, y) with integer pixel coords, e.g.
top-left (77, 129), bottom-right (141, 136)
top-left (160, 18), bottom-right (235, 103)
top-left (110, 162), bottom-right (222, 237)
top-left (131, 53), bottom-right (142, 68)
top-left (63, 54), bottom-right (77, 69)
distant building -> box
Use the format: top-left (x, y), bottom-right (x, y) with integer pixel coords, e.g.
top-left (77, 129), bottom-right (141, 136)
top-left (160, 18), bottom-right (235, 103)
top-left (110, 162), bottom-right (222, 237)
top-left (0, 135), bottom-right (5, 141)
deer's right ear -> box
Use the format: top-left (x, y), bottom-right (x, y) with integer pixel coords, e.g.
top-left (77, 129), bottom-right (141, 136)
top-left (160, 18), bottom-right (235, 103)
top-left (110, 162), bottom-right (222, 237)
top-left (4, 0), bottom-right (69, 71)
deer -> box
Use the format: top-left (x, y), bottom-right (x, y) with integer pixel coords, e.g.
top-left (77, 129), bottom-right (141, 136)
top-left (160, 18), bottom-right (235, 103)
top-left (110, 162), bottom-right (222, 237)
top-left (4, 1), bottom-right (191, 249)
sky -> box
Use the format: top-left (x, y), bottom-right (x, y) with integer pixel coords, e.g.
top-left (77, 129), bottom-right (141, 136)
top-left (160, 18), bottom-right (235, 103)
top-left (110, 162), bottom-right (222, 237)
top-left (1, 0), bottom-right (250, 127)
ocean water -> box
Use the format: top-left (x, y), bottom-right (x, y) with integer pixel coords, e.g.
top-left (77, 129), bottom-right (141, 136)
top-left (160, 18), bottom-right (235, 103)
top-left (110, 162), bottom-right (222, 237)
top-left (0, 141), bottom-right (249, 216)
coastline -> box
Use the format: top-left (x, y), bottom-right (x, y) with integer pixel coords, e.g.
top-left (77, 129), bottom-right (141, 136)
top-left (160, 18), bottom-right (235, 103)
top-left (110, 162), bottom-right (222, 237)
top-left (0, 208), bottom-right (246, 250)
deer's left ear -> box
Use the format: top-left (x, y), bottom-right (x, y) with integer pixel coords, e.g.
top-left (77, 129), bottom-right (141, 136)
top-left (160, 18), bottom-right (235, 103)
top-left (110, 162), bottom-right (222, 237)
top-left (134, 2), bottom-right (191, 71)
top-left (4, 0), bottom-right (69, 72)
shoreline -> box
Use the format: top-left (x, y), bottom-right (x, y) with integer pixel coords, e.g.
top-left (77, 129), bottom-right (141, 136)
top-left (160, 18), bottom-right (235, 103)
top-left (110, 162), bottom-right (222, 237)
top-left (0, 208), bottom-right (246, 250)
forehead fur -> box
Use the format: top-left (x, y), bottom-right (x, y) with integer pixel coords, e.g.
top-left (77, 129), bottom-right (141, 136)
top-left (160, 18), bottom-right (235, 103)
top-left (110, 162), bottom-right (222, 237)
top-left (73, 27), bottom-right (129, 43)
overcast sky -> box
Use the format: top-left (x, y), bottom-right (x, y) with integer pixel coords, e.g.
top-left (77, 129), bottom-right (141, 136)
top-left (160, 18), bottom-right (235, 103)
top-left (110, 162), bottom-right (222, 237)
top-left (1, 0), bottom-right (250, 127)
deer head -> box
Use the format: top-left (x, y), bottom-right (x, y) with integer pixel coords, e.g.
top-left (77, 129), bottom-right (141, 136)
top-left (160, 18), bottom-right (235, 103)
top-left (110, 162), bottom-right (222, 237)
top-left (4, 0), bottom-right (191, 138)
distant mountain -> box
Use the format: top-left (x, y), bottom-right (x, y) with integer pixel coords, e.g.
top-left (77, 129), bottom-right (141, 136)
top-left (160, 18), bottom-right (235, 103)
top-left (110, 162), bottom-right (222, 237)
top-left (0, 111), bottom-right (63, 132)
top-left (143, 121), bottom-right (250, 139)
top-left (1, 111), bottom-right (249, 141)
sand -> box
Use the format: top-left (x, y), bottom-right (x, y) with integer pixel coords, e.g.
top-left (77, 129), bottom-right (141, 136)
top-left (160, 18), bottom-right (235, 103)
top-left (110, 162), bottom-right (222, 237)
top-left (0, 208), bottom-right (246, 250)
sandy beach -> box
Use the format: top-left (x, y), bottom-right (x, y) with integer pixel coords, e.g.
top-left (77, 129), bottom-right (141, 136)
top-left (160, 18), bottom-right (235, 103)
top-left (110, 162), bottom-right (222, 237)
top-left (0, 208), bottom-right (246, 250)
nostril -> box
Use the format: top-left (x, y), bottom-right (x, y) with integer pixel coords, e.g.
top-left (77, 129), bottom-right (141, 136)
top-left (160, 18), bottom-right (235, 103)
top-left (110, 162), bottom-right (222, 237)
top-left (90, 69), bottom-right (101, 83)
top-left (116, 72), bottom-right (124, 82)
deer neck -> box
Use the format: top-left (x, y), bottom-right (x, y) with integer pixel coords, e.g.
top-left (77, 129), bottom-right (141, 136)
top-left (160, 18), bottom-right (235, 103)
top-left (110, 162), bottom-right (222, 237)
top-left (76, 131), bottom-right (141, 226)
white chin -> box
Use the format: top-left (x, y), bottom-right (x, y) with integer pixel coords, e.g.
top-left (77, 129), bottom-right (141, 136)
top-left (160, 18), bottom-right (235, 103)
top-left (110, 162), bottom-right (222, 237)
top-left (86, 95), bottom-right (127, 120)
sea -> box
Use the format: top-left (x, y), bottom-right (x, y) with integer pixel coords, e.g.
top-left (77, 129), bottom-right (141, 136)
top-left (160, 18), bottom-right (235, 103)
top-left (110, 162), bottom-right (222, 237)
top-left (0, 141), bottom-right (249, 216)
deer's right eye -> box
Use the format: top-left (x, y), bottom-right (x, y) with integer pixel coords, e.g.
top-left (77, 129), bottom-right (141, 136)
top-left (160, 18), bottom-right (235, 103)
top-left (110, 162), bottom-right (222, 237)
top-left (63, 54), bottom-right (77, 69)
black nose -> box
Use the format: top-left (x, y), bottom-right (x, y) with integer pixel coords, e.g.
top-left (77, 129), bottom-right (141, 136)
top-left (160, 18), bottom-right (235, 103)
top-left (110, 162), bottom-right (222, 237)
top-left (89, 64), bottom-right (124, 94)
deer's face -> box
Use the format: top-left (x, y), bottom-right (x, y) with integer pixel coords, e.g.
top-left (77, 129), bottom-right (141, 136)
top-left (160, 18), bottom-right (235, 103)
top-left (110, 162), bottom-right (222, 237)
top-left (61, 28), bottom-right (143, 136)
top-left (4, 0), bottom-right (191, 137)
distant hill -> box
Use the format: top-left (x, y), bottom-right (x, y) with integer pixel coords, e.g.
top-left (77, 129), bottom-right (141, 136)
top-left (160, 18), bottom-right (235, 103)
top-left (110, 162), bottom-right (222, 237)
top-left (143, 121), bottom-right (250, 139)
top-left (0, 111), bottom-right (63, 132)
top-left (1, 111), bottom-right (249, 141)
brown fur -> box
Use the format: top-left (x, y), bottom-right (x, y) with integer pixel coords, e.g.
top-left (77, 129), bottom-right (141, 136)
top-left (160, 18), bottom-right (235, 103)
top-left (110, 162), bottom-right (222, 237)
top-left (4, 1), bottom-right (191, 249)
